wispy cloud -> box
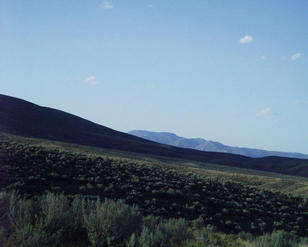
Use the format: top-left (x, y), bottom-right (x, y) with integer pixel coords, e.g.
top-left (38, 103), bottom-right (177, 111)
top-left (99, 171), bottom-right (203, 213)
top-left (100, 1), bottom-right (114, 9)
top-left (147, 4), bottom-right (153, 8)
top-left (84, 76), bottom-right (100, 85)
top-left (256, 107), bottom-right (271, 117)
top-left (291, 53), bottom-right (301, 61)
top-left (239, 35), bottom-right (253, 44)
top-left (260, 55), bottom-right (268, 60)
top-left (294, 99), bottom-right (307, 105)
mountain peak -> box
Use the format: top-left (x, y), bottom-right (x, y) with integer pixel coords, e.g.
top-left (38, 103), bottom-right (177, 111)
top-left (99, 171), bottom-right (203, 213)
top-left (128, 130), bottom-right (308, 159)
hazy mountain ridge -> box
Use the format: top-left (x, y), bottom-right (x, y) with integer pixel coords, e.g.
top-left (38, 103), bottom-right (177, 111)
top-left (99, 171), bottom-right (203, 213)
top-left (129, 130), bottom-right (308, 159)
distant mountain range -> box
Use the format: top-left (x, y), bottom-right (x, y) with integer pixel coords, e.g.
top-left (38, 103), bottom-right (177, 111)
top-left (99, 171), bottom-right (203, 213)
top-left (129, 130), bottom-right (308, 159)
top-left (1, 93), bottom-right (308, 177)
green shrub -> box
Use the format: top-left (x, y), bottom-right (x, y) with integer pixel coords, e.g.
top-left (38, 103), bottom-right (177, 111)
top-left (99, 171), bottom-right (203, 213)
top-left (238, 231), bottom-right (255, 241)
top-left (128, 218), bottom-right (191, 247)
top-left (8, 192), bottom-right (36, 232)
top-left (0, 192), bottom-right (11, 243)
top-left (126, 233), bottom-right (138, 247)
top-left (3, 192), bottom-right (88, 247)
top-left (142, 215), bottom-right (160, 231)
top-left (253, 231), bottom-right (299, 247)
top-left (192, 216), bottom-right (205, 230)
top-left (207, 233), bottom-right (244, 247)
top-left (83, 198), bottom-right (142, 247)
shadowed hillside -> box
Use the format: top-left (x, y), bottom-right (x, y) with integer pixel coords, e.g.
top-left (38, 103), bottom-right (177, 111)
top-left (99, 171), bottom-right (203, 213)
top-left (1, 94), bottom-right (308, 177)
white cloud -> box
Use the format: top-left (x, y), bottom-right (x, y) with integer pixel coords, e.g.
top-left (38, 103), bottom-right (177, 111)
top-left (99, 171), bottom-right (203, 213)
top-left (256, 107), bottom-right (271, 117)
top-left (84, 76), bottom-right (100, 85)
top-left (260, 55), bottom-right (268, 60)
top-left (147, 4), bottom-right (153, 8)
top-left (291, 53), bottom-right (301, 61)
top-left (239, 35), bottom-right (253, 44)
top-left (100, 1), bottom-right (114, 9)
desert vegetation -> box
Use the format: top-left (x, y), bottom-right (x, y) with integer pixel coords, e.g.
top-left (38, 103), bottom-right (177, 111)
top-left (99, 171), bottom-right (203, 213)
top-left (0, 140), bottom-right (307, 238)
top-left (1, 192), bottom-right (307, 247)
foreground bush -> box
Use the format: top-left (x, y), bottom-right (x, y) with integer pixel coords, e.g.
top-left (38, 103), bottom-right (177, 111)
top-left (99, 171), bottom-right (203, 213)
top-left (2, 192), bottom-right (88, 247)
top-left (0, 192), bottom-right (307, 247)
top-left (84, 199), bottom-right (142, 246)
top-left (253, 231), bottom-right (299, 247)
top-left (127, 218), bottom-right (190, 247)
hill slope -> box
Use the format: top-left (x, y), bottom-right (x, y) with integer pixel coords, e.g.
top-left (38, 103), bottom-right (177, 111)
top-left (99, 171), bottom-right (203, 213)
top-left (1, 93), bottom-right (308, 177)
top-left (1, 139), bottom-right (307, 237)
top-left (129, 130), bottom-right (308, 159)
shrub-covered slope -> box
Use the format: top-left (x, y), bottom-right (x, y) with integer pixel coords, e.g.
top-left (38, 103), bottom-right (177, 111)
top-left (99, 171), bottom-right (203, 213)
top-left (0, 140), bottom-right (307, 237)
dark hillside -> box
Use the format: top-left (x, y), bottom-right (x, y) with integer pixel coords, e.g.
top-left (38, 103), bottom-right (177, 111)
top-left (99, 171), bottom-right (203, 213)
top-left (1, 94), bottom-right (308, 177)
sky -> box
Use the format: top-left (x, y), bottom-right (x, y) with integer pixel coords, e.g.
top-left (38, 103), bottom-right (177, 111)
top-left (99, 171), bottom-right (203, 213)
top-left (1, 0), bottom-right (308, 153)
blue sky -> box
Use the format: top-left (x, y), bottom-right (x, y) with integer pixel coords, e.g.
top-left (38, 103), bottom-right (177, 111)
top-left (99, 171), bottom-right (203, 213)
top-left (1, 0), bottom-right (308, 153)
